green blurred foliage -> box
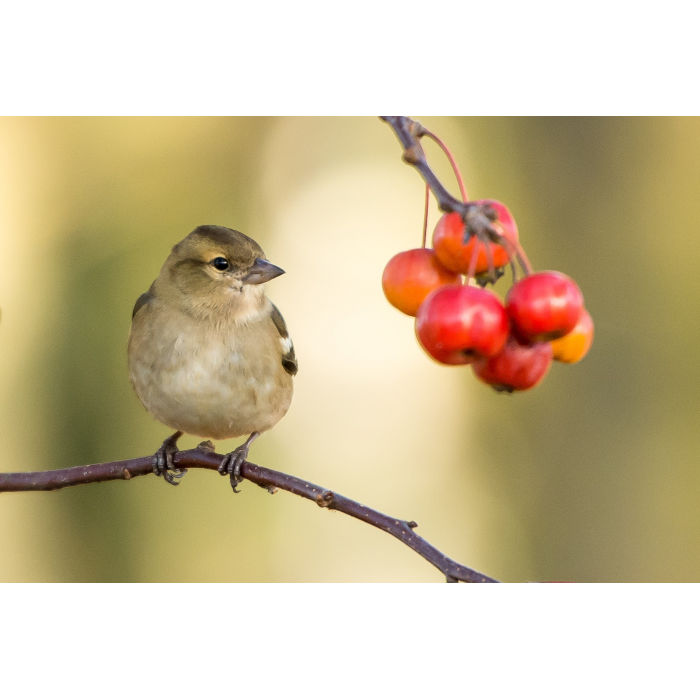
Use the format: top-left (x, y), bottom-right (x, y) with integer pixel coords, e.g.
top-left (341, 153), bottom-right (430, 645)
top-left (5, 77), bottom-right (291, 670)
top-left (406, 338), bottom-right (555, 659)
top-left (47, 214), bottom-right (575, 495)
top-left (1, 117), bottom-right (700, 581)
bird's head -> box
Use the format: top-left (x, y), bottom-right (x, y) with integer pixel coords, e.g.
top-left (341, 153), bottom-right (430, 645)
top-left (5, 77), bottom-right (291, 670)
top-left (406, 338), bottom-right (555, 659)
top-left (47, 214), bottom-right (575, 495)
top-left (157, 225), bottom-right (285, 320)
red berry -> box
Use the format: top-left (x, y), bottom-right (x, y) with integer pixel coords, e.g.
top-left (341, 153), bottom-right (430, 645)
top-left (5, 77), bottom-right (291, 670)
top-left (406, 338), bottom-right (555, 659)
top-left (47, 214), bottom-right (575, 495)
top-left (432, 200), bottom-right (519, 275)
top-left (550, 308), bottom-right (594, 363)
top-left (506, 271), bottom-right (583, 342)
top-left (472, 336), bottom-right (553, 392)
top-left (382, 248), bottom-right (460, 317)
top-left (415, 285), bottom-right (509, 365)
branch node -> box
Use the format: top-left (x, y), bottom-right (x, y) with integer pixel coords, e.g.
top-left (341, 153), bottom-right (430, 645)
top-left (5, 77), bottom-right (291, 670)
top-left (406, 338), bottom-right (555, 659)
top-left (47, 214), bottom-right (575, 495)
top-left (196, 440), bottom-right (216, 453)
top-left (410, 120), bottom-right (427, 138)
top-left (402, 146), bottom-right (423, 166)
top-left (122, 469), bottom-right (132, 480)
top-left (446, 575), bottom-right (459, 583)
top-left (407, 520), bottom-right (418, 529)
top-left (316, 490), bottom-right (335, 508)
top-left (267, 486), bottom-right (278, 495)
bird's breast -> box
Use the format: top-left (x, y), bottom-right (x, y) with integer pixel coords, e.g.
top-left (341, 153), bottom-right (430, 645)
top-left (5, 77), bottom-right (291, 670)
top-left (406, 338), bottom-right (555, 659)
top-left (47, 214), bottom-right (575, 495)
top-left (128, 305), bottom-right (293, 440)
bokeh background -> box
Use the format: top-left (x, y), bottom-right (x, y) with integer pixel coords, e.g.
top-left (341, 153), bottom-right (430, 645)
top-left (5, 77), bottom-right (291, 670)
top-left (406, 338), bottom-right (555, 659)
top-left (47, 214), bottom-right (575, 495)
top-left (0, 116), bottom-right (698, 582)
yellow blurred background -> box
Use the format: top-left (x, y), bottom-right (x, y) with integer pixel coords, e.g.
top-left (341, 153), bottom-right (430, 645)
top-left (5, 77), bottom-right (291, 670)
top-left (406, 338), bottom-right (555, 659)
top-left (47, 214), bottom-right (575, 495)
top-left (1, 116), bottom-right (699, 582)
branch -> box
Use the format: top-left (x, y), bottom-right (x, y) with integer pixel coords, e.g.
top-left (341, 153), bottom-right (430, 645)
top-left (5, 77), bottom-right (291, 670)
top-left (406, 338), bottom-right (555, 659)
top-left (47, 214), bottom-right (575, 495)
top-left (0, 451), bottom-right (498, 583)
top-left (380, 116), bottom-right (470, 216)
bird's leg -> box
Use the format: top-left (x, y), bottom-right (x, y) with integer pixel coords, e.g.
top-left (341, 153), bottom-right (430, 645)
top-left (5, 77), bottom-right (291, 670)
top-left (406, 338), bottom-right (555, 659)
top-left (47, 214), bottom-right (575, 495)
top-left (218, 432), bottom-right (260, 493)
top-left (153, 431), bottom-right (187, 486)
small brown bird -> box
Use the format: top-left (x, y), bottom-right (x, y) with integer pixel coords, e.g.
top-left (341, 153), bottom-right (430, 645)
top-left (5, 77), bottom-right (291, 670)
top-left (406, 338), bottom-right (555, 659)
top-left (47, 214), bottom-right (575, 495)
top-left (128, 225), bottom-right (297, 491)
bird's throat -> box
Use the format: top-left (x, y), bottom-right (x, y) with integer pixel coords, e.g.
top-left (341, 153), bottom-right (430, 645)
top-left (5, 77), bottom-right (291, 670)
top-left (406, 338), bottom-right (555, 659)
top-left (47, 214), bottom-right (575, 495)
top-left (225, 284), bottom-right (268, 325)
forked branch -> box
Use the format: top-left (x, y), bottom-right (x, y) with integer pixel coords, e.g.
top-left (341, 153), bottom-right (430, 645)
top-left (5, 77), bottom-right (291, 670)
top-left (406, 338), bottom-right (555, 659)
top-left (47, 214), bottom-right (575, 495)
top-left (380, 116), bottom-right (475, 216)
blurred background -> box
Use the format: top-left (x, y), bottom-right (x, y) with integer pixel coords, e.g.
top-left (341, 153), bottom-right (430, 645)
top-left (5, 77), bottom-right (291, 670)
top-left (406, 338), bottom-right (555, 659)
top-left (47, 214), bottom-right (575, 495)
top-left (0, 116), bottom-right (698, 582)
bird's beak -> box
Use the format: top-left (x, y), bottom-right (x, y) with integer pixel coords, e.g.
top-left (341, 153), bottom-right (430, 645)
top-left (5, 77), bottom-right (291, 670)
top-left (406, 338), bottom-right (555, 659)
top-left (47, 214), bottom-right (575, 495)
top-left (242, 258), bottom-right (286, 285)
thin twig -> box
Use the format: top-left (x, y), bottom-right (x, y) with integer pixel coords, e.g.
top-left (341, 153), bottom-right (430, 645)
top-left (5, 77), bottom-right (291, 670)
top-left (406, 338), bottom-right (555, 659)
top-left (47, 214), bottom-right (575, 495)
top-left (380, 116), bottom-right (468, 216)
top-left (0, 451), bottom-right (498, 583)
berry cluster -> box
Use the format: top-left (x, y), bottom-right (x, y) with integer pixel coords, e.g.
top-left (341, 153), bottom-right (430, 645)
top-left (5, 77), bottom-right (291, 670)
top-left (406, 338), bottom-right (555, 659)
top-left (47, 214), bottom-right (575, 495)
top-left (382, 197), bottom-right (593, 393)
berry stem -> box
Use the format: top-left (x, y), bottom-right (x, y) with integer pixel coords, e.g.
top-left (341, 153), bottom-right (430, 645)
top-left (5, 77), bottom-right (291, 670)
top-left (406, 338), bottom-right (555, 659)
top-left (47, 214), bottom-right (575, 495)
top-left (422, 129), bottom-right (469, 202)
top-left (513, 240), bottom-right (534, 276)
top-left (495, 232), bottom-right (533, 279)
top-left (422, 183), bottom-right (429, 248)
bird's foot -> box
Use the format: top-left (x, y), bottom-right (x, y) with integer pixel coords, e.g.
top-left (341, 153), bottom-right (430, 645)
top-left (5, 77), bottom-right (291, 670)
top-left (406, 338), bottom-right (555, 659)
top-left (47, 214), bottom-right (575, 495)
top-left (153, 431), bottom-right (187, 486)
top-left (218, 432), bottom-right (260, 493)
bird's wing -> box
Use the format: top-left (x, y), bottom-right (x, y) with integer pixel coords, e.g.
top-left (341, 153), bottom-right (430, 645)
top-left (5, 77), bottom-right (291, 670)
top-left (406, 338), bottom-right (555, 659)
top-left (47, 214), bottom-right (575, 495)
top-left (270, 303), bottom-right (298, 376)
top-left (132, 290), bottom-right (154, 319)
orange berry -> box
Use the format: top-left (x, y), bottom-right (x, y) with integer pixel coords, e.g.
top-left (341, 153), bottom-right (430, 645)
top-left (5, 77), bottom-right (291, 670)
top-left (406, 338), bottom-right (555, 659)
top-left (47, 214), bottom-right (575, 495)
top-left (550, 309), bottom-right (594, 363)
top-left (432, 200), bottom-right (518, 275)
top-left (382, 248), bottom-right (460, 317)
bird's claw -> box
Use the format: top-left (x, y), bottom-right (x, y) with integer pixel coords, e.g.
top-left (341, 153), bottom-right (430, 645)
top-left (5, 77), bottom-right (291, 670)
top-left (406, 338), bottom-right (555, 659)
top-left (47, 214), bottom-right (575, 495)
top-left (218, 447), bottom-right (248, 493)
top-left (218, 432), bottom-right (259, 494)
top-left (153, 431), bottom-right (186, 486)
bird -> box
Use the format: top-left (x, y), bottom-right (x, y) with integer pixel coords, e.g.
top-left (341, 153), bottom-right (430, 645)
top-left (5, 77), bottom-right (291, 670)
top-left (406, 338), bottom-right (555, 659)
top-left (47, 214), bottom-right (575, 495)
top-left (127, 225), bottom-right (297, 491)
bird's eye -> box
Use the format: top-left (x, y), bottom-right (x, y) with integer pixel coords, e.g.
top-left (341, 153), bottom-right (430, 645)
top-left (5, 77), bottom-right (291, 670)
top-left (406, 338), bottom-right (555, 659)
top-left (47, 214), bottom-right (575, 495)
top-left (211, 257), bottom-right (229, 271)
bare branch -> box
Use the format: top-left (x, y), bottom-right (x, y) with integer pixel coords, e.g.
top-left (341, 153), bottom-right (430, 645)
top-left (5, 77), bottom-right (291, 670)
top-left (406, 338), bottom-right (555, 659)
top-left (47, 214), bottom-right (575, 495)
top-left (0, 451), bottom-right (498, 583)
top-left (380, 116), bottom-right (470, 216)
